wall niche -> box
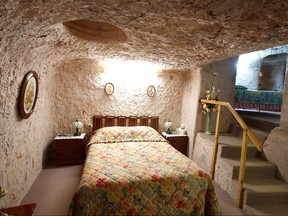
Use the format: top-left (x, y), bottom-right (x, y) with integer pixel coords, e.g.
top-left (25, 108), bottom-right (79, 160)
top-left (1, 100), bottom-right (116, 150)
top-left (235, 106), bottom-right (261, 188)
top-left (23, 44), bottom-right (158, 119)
top-left (258, 53), bottom-right (287, 91)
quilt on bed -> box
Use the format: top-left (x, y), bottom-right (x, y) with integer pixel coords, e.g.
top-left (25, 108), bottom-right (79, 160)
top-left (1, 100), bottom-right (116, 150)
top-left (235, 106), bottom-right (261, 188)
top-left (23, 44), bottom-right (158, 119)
top-left (68, 126), bottom-right (221, 216)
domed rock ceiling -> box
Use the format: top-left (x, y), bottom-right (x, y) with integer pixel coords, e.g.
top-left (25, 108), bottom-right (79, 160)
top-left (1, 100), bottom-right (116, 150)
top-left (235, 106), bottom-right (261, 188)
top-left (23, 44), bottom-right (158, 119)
top-left (1, 0), bottom-right (288, 70)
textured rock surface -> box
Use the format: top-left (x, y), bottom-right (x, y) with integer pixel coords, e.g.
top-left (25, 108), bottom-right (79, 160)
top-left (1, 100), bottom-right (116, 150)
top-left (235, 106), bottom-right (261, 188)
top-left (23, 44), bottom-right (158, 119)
top-left (1, 0), bottom-right (288, 208)
top-left (52, 59), bottom-right (185, 134)
top-left (1, 0), bottom-right (288, 70)
top-left (263, 127), bottom-right (288, 183)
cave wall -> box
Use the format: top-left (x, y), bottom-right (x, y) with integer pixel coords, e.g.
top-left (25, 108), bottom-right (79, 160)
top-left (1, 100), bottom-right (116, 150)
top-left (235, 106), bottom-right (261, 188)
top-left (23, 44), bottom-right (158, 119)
top-left (181, 57), bottom-right (238, 158)
top-left (52, 59), bottom-right (186, 137)
top-left (0, 54), bottom-right (55, 208)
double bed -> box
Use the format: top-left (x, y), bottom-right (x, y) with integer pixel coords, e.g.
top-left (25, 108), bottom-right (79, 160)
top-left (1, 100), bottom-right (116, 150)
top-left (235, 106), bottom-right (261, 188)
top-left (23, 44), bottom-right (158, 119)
top-left (68, 116), bottom-right (221, 215)
top-left (234, 88), bottom-right (283, 112)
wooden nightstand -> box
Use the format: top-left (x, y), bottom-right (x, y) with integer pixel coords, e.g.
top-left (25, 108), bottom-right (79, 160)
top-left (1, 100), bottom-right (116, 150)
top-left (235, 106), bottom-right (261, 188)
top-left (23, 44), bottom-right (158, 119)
top-left (162, 132), bottom-right (189, 156)
top-left (1, 203), bottom-right (36, 216)
top-left (54, 133), bottom-right (86, 165)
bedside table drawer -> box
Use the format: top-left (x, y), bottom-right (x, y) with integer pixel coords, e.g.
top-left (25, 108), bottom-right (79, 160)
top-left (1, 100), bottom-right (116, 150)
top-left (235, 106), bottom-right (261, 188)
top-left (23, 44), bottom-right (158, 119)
top-left (162, 135), bottom-right (189, 156)
top-left (169, 142), bottom-right (187, 155)
top-left (168, 137), bottom-right (188, 144)
top-left (54, 133), bottom-right (86, 165)
top-left (56, 140), bottom-right (83, 150)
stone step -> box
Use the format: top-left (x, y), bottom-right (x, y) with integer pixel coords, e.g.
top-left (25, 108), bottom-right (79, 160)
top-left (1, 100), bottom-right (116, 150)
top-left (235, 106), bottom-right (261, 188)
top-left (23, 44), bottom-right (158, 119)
top-left (219, 134), bottom-right (255, 147)
top-left (237, 110), bottom-right (280, 133)
top-left (244, 204), bottom-right (288, 216)
top-left (222, 157), bottom-right (276, 179)
top-left (218, 134), bottom-right (259, 158)
top-left (220, 144), bottom-right (259, 158)
top-left (228, 123), bottom-right (269, 144)
top-left (244, 178), bottom-right (288, 207)
top-left (241, 115), bottom-right (279, 133)
top-left (243, 178), bottom-right (288, 205)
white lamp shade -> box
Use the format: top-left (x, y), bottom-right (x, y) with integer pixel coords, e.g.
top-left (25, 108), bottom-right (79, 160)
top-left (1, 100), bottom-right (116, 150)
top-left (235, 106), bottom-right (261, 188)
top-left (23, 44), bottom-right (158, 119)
top-left (165, 120), bottom-right (173, 129)
top-left (73, 119), bottom-right (83, 129)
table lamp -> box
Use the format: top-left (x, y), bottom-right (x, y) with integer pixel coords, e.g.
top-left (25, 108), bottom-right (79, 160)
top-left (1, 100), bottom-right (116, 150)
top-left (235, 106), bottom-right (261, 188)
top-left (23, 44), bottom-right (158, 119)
top-left (72, 118), bottom-right (83, 136)
top-left (164, 119), bottom-right (173, 134)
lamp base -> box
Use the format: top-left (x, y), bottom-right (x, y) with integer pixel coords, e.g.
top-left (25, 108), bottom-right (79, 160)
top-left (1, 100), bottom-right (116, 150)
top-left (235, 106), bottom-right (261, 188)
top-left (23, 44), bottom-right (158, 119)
top-left (74, 132), bottom-right (81, 136)
top-left (166, 129), bottom-right (172, 134)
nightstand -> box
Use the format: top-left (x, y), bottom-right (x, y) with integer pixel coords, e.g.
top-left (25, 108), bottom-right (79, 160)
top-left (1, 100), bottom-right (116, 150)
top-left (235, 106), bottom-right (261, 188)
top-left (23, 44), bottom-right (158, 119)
top-left (54, 133), bottom-right (86, 165)
top-left (162, 132), bottom-right (189, 156)
top-left (1, 203), bottom-right (36, 216)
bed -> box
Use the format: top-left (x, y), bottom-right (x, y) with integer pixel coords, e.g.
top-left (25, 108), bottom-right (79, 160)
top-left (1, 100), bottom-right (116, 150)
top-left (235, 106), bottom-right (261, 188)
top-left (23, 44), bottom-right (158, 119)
top-left (68, 116), bottom-right (221, 216)
top-left (234, 87), bottom-right (283, 112)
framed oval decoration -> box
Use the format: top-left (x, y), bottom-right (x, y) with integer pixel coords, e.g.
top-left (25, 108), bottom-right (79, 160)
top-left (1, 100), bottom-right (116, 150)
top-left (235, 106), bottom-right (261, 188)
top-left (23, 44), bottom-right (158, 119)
top-left (104, 82), bottom-right (114, 95)
top-left (147, 85), bottom-right (156, 97)
top-left (18, 71), bottom-right (39, 119)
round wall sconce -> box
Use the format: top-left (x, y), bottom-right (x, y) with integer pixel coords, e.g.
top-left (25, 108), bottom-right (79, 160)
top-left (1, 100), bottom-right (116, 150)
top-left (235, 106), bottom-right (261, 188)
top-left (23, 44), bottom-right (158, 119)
top-left (147, 85), bottom-right (156, 97)
top-left (104, 82), bottom-right (114, 95)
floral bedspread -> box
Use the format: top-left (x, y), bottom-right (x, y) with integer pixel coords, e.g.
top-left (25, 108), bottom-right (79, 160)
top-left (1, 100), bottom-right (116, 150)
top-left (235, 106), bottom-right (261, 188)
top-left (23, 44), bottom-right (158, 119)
top-left (68, 126), bottom-right (221, 216)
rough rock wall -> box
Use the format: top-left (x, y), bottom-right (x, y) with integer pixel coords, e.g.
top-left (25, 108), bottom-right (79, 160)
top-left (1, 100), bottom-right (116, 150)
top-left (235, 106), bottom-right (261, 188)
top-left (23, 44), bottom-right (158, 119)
top-left (52, 59), bottom-right (186, 136)
top-left (198, 57), bottom-right (238, 132)
top-left (0, 56), bottom-right (55, 208)
top-left (263, 127), bottom-right (288, 183)
top-left (181, 57), bottom-right (238, 158)
top-left (280, 61), bottom-right (288, 129)
top-left (181, 69), bottom-right (201, 158)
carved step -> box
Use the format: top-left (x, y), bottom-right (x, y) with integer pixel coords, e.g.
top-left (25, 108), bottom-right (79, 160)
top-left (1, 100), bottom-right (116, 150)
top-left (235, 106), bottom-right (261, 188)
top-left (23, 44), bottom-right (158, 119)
top-left (244, 204), bottom-right (288, 216)
top-left (220, 145), bottom-right (259, 158)
top-left (228, 123), bottom-right (269, 144)
top-left (222, 157), bottom-right (276, 179)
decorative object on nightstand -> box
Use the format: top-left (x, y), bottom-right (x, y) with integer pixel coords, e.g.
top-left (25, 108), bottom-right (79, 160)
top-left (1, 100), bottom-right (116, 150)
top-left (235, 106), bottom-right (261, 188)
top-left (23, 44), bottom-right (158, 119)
top-left (175, 124), bottom-right (187, 135)
top-left (72, 118), bottom-right (83, 136)
top-left (164, 119), bottom-right (173, 134)
top-left (54, 133), bottom-right (86, 165)
top-left (162, 132), bottom-right (189, 156)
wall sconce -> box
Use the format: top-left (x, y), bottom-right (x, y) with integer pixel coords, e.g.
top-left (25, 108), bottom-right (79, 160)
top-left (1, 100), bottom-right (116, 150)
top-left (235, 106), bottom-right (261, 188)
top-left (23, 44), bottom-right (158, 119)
top-left (72, 119), bottom-right (83, 136)
top-left (104, 82), bottom-right (114, 95)
top-left (147, 85), bottom-right (156, 97)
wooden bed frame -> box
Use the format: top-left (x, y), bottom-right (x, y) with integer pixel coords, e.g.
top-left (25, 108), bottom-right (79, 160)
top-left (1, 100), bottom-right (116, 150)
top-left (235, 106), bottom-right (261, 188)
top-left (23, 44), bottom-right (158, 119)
top-left (93, 115), bottom-right (159, 132)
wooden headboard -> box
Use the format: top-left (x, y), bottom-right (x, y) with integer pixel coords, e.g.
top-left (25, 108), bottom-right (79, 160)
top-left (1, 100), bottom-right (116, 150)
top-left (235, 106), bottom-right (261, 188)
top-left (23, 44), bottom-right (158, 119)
top-left (93, 115), bottom-right (159, 132)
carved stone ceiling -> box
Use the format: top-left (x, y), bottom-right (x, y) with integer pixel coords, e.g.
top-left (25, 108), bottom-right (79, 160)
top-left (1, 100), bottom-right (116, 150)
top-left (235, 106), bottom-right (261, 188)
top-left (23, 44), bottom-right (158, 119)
top-left (1, 0), bottom-right (288, 70)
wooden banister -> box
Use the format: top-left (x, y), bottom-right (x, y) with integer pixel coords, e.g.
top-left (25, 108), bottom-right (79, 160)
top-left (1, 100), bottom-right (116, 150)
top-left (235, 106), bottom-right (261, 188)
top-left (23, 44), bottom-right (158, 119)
top-left (201, 100), bottom-right (262, 151)
top-left (200, 99), bottom-right (263, 208)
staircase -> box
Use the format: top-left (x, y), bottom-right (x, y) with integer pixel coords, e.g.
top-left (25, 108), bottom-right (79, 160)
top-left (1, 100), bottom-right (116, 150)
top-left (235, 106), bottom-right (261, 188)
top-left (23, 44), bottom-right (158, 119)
top-left (214, 111), bottom-right (288, 215)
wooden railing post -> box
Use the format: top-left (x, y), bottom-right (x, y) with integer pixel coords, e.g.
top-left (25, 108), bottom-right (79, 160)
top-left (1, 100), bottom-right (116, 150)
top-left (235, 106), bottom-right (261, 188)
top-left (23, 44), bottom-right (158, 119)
top-left (237, 130), bottom-right (248, 208)
top-left (200, 99), bottom-right (262, 208)
top-left (210, 105), bottom-right (222, 179)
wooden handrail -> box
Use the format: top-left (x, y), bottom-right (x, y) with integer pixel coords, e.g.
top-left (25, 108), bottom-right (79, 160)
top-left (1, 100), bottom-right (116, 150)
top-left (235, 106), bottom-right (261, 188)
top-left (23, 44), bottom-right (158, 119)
top-left (200, 99), bottom-right (263, 208)
top-left (201, 99), bottom-right (262, 151)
